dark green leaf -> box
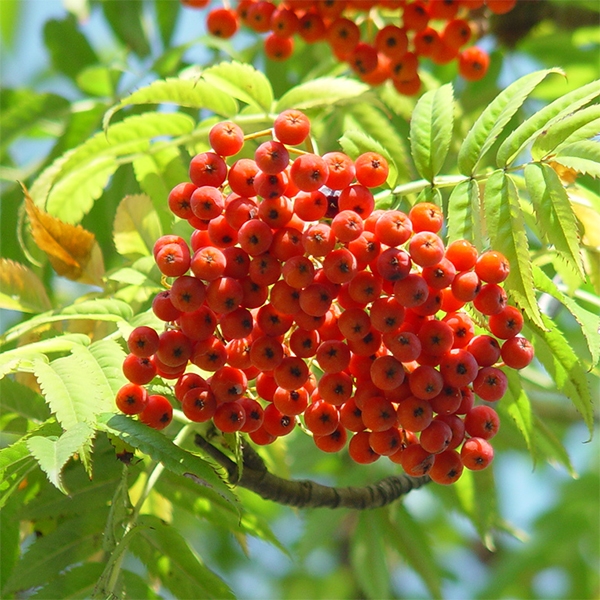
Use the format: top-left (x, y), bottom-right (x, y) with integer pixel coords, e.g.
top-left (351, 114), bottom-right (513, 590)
top-left (410, 83), bottom-right (454, 181)
top-left (155, 0), bottom-right (181, 47)
top-left (101, 0), bottom-right (150, 57)
top-left (96, 414), bottom-right (237, 506)
top-left (3, 508), bottom-right (110, 594)
top-left (458, 69), bottom-right (562, 175)
top-left (524, 163), bottom-right (585, 279)
top-left (350, 510), bottom-right (392, 600)
top-left (0, 489), bottom-right (21, 591)
top-left (0, 377), bottom-right (49, 422)
top-left (130, 514), bottom-right (235, 600)
top-left (502, 369), bottom-right (534, 452)
top-left (43, 15), bottom-right (98, 81)
top-left (28, 562), bottom-right (104, 600)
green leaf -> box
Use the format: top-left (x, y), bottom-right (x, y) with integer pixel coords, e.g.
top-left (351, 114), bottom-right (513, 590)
top-left (0, 89), bottom-right (69, 153)
top-left (43, 15), bottom-right (98, 81)
top-left (202, 61), bottom-right (274, 113)
top-left (0, 377), bottom-right (49, 422)
top-left (0, 258), bottom-right (52, 313)
top-left (0, 491), bottom-right (20, 591)
top-left (338, 129), bottom-right (397, 187)
top-left (101, 0), bottom-right (150, 57)
top-left (346, 103), bottom-right (411, 184)
top-left (388, 504), bottom-right (443, 599)
top-left (350, 510), bottom-right (392, 600)
top-left (1, 298), bottom-right (133, 345)
top-left (532, 415), bottom-right (576, 477)
top-left (485, 171), bottom-right (544, 328)
top-left (96, 414), bottom-right (237, 506)
top-left (276, 77), bottom-right (370, 112)
top-left (76, 65), bottom-right (116, 98)
top-left (130, 514), bottom-right (235, 600)
top-left (446, 178), bottom-right (482, 248)
top-left (113, 194), bottom-right (163, 260)
top-left (458, 69), bottom-right (562, 175)
top-left (524, 163), bottom-right (585, 279)
top-left (497, 78), bottom-right (600, 167)
top-left (501, 369), bottom-right (534, 452)
top-left (552, 140), bottom-right (600, 178)
top-left (529, 317), bottom-right (594, 436)
top-left (28, 562), bottom-right (105, 600)
top-left (103, 78), bottom-right (238, 130)
top-left (26, 422), bottom-right (95, 494)
top-left (3, 508), bottom-right (110, 594)
top-left (0, 0), bottom-right (21, 49)
top-left (32, 112), bottom-right (195, 224)
top-left (532, 265), bottom-right (600, 366)
top-left (410, 83), bottom-right (454, 182)
top-left (33, 340), bottom-right (127, 431)
top-left (531, 104), bottom-right (600, 159)
top-left (155, 0), bottom-right (181, 47)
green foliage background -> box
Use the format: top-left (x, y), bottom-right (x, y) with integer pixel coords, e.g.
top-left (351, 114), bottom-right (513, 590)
top-left (0, 1), bottom-right (599, 598)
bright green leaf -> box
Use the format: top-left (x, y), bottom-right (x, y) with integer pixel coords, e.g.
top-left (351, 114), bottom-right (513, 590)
top-left (497, 78), bottom-right (600, 167)
top-left (552, 140), bottom-right (600, 178)
top-left (447, 178), bottom-right (483, 248)
top-left (26, 422), bottom-right (94, 493)
top-left (531, 104), bottom-right (600, 159)
top-left (113, 194), bottom-right (163, 260)
top-left (529, 316), bottom-right (594, 436)
top-left (0, 258), bottom-right (52, 313)
top-left (458, 69), bottom-right (562, 175)
top-left (103, 78), bottom-right (238, 130)
top-left (524, 163), bottom-right (585, 279)
top-left (202, 61), bottom-right (273, 113)
top-left (486, 171), bottom-right (544, 328)
top-left (76, 65), bottom-right (115, 97)
top-left (532, 266), bottom-right (600, 366)
top-left (276, 77), bottom-right (370, 112)
top-left (502, 369), bottom-right (534, 452)
top-left (410, 83), bottom-right (454, 181)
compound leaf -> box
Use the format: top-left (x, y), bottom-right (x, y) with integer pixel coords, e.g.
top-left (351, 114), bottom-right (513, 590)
top-left (552, 140), bottom-right (600, 178)
top-left (276, 77), bottom-right (370, 112)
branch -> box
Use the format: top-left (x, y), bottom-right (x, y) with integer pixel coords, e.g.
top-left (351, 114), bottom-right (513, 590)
top-left (194, 434), bottom-right (430, 510)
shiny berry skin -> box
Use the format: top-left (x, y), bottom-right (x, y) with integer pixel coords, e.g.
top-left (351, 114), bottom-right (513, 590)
top-left (116, 383), bottom-right (148, 415)
top-left (140, 395), bottom-right (173, 430)
top-left (127, 326), bottom-right (159, 358)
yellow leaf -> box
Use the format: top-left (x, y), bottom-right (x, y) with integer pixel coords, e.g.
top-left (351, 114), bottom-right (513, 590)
top-left (548, 160), bottom-right (578, 185)
top-left (0, 258), bottom-right (52, 313)
top-left (21, 183), bottom-right (105, 286)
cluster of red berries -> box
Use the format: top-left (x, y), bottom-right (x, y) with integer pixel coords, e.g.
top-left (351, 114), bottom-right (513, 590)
top-left (115, 109), bottom-right (534, 485)
top-left (181, 0), bottom-right (518, 93)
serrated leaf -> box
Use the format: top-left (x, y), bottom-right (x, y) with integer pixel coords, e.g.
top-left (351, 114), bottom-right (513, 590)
top-left (346, 103), bottom-right (411, 183)
top-left (458, 69), bottom-right (563, 175)
top-left (410, 83), bottom-right (454, 182)
top-left (96, 413), bottom-right (236, 506)
top-left (26, 422), bottom-right (94, 493)
top-left (3, 508), bottom-right (109, 594)
top-left (502, 369), bottom-right (534, 452)
top-left (531, 104), bottom-right (600, 159)
top-left (1, 298), bottom-right (133, 345)
top-left (113, 194), bottom-right (163, 259)
top-left (130, 514), bottom-right (235, 600)
top-left (276, 77), bottom-right (370, 112)
top-left (524, 163), bottom-right (585, 279)
top-left (103, 78), bottom-right (238, 130)
top-left (552, 140), bottom-right (600, 178)
top-left (23, 184), bottom-right (104, 286)
top-left (338, 129), bottom-right (397, 187)
top-left (0, 258), bottom-right (51, 313)
top-left (485, 171), bottom-right (544, 328)
top-left (529, 317), bottom-right (594, 435)
top-left (388, 504), bottom-right (443, 599)
top-left (202, 61), bottom-right (273, 113)
top-left (497, 78), bottom-right (600, 167)
top-left (32, 112), bottom-right (195, 224)
top-left (350, 510), bottom-right (392, 600)
top-left (447, 178), bottom-right (483, 248)
top-left (33, 340), bottom-right (126, 431)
